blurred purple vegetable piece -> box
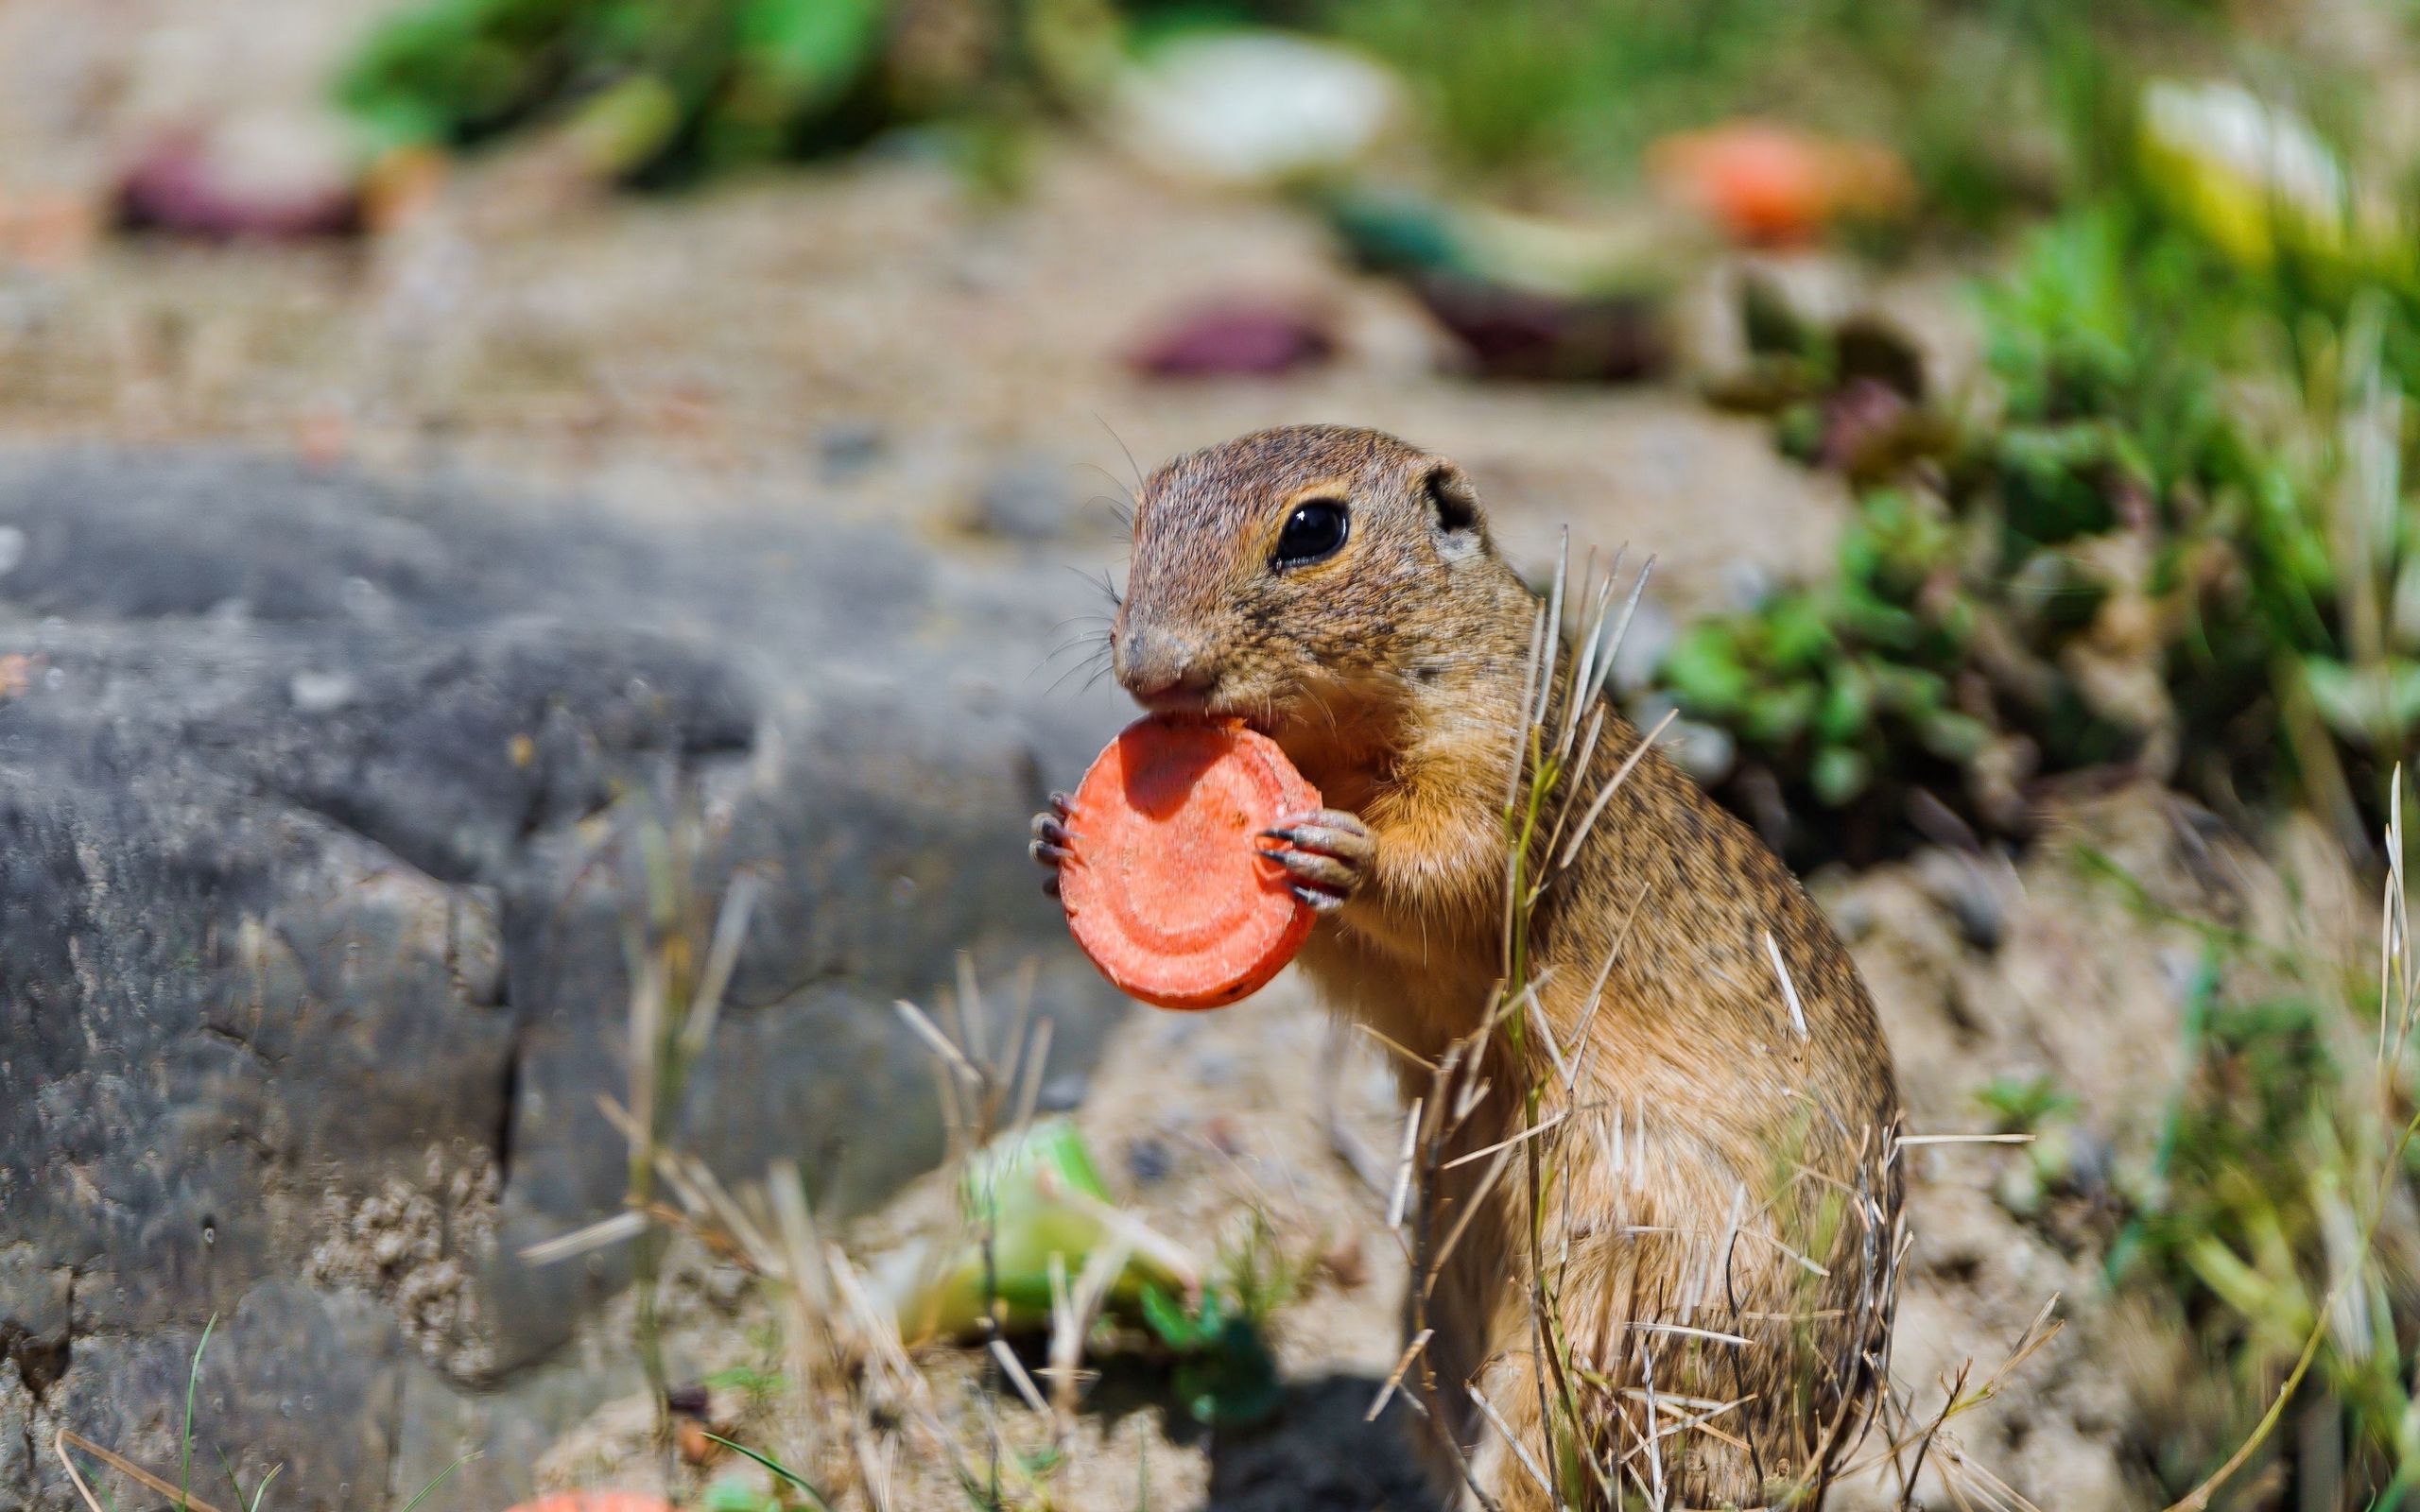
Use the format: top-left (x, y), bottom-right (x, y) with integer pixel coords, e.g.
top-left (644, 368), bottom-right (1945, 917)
top-left (1409, 272), bottom-right (1665, 383)
top-left (1128, 300), bottom-right (1336, 377)
top-left (116, 119), bottom-right (363, 241)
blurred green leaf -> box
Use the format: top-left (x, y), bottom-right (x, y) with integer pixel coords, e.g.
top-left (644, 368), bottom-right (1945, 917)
top-left (1808, 744), bottom-right (1871, 806)
top-left (2303, 658), bottom-right (2420, 747)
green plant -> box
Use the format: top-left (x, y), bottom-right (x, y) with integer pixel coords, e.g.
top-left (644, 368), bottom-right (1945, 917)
top-left (337, 0), bottom-right (1111, 184)
top-left (2091, 783), bottom-right (2420, 1507)
top-left (1135, 1283), bottom-right (1281, 1427)
top-left (1132, 1211), bottom-right (1304, 1426)
top-left (702, 1434), bottom-right (838, 1511)
top-left (1977, 1074), bottom-right (2087, 1220)
top-left (1663, 111), bottom-right (2420, 863)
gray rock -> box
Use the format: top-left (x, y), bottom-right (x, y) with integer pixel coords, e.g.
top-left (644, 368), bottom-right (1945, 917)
top-left (0, 445), bottom-right (1134, 1509)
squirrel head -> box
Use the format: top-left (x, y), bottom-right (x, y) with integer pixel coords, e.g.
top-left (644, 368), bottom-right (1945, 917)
top-left (1113, 424), bottom-right (1520, 739)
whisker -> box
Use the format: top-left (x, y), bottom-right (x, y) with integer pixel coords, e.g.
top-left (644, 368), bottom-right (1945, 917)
top-left (1044, 647), bottom-right (1114, 697)
top-left (1092, 413), bottom-right (1148, 495)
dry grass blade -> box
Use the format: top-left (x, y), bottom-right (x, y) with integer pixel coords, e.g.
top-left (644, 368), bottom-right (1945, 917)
top-left (1537, 528), bottom-right (1569, 728)
top-left (53, 1433), bottom-right (109, 1512)
top-left (1469, 1384), bottom-right (1563, 1505)
top-left (1510, 599), bottom-right (1549, 813)
top-left (57, 1431), bottom-right (231, 1512)
top-left (1357, 1021), bottom-right (1438, 1073)
top-left (1558, 707), bottom-right (1677, 869)
top-left (1762, 930), bottom-right (1809, 1041)
top-left (1368, 1328), bottom-right (1437, 1420)
top-left (1389, 1096), bottom-right (1425, 1228)
top-left (1963, 1296), bottom-right (2063, 1408)
top-left (989, 1339), bottom-right (1052, 1418)
top-left (1036, 1168), bottom-right (1204, 1294)
top-left (955, 951), bottom-right (990, 1067)
top-left (1425, 1140), bottom-right (1517, 1295)
top-left (1444, 1111), bottom-right (1568, 1170)
top-left (1560, 577), bottom-right (1618, 760)
top-left (771, 1159), bottom-right (834, 1314)
top-left (626, 949), bottom-right (666, 1163)
top-left (519, 1209), bottom-right (648, 1264)
top-left (679, 869), bottom-right (762, 1061)
top-left (1544, 704), bottom-right (1612, 865)
top-left (1011, 1015), bottom-right (1055, 1134)
top-left (1524, 989), bottom-right (1574, 1086)
top-left (1051, 1239), bottom-right (1132, 1420)
top-left (895, 997), bottom-right (981, 1084)
top-left (1626, 1321), bottom-right (1753, 1349)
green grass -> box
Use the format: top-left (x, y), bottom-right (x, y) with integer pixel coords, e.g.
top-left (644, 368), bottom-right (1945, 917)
top-left (2044, 796), bottom-right (2420, 1508)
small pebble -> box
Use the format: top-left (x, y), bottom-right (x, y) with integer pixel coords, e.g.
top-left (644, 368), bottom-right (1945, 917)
top-left (818, 420), bottom-right (887, 477)
top-left (1126, 1136), bottom-right (1173, 1185)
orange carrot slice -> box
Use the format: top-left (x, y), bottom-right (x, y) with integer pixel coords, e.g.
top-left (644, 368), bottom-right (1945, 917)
top-left (1058, 716), bottom-right (1319, 1010)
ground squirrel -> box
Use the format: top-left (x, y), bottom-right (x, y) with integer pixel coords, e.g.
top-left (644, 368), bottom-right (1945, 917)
top-left (1033, 425), bottom-right (1904, 1509)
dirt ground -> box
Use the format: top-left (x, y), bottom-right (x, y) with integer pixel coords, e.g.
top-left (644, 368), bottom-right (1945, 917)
top-left (0, 5), bottom-right (2375, 1508)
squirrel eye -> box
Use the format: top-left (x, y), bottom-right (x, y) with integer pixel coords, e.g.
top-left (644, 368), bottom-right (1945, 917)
top-left (1272, 499), bottom-right (1349, 567)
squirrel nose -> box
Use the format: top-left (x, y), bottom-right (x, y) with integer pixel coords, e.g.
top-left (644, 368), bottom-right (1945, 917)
top-left (1115, 624), bottom-right (1219, 711)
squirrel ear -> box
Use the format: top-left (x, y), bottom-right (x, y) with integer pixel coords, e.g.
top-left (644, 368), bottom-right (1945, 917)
top-left (1423, 463), bottom-right (1482, 535)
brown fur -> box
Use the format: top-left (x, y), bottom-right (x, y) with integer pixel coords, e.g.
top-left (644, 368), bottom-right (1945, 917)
top-left (1112, 425), bottom-right (1903, 1509)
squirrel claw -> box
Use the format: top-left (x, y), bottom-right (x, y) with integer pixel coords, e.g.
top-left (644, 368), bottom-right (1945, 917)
top-left (1031, 810), bottom-right (1076, 854)
top-left (1030, 799), bottom-right (1078, 896)
top-left (1290, 883), bottom-right (1348, 914)
top-left (1260, 807), bottom-right (1372, 913)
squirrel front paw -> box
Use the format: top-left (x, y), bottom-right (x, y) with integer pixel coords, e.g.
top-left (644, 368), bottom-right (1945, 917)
top-left (1028, 791), bottom-right (1075, 899)
top-left (1258, 808), bottom-right (1374, 914)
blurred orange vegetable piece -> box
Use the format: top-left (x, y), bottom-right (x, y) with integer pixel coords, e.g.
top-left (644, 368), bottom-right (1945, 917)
top-left (1059, 716), bottom-right (1318, 1010)
top-left (503, 1494), bottom-right (672, 1512)
top-left (1649, 121), bottom-right (1912, 246)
